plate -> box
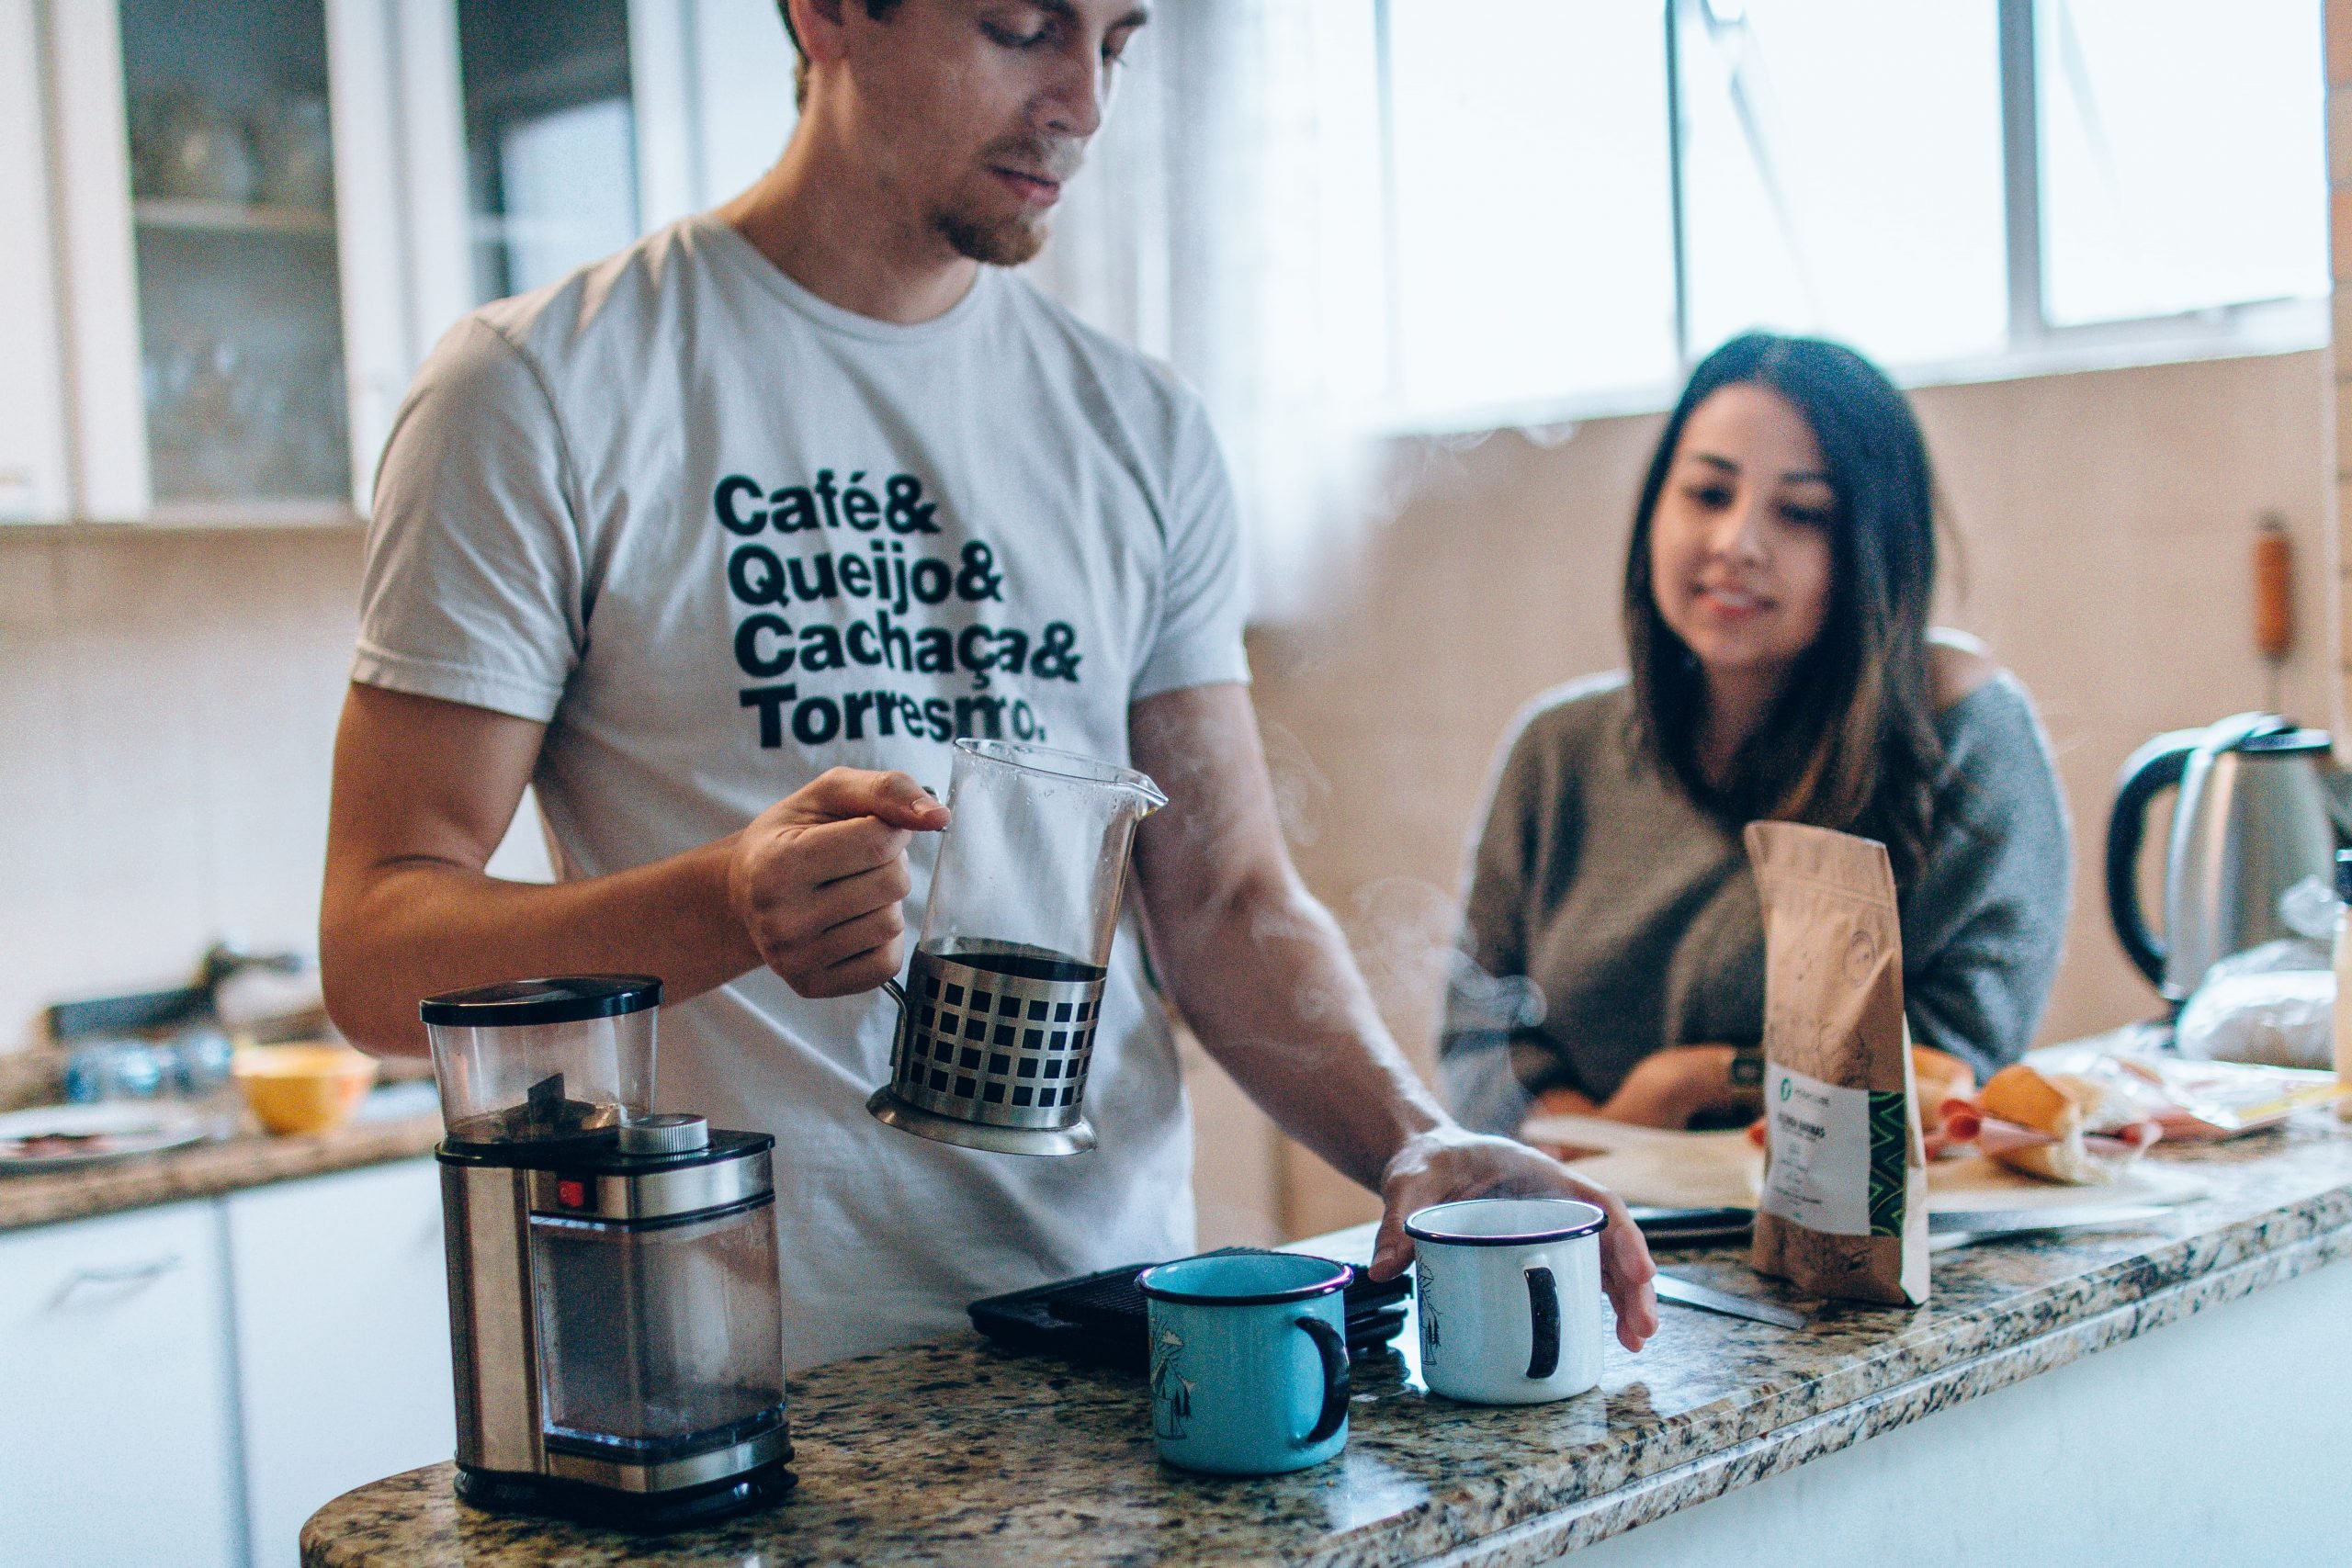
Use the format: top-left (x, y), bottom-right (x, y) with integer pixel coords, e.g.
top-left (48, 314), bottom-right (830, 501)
top-left (0, 1102), bottom-right (211, 1172)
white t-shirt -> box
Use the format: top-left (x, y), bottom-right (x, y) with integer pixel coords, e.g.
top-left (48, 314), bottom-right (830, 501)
top-left (354, 214), bottom-right (1250, 1366)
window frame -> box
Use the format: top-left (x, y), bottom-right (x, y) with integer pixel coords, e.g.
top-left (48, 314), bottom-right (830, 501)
top-left (1367, 0), bottom-right (2328, 436)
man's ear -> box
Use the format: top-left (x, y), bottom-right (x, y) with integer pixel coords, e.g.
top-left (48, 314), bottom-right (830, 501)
top-left (788, 0), bottom-right (853, 65)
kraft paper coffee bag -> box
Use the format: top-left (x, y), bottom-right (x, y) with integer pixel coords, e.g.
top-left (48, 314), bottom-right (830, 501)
top-left (1744, 821), bottom-right (1928, 1306)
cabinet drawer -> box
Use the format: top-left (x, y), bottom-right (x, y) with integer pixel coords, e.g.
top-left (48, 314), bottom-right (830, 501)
top-left (227, 1158), bottom-right (454, 1568)
top-left (0, 1201), bottom-right (241, 1568)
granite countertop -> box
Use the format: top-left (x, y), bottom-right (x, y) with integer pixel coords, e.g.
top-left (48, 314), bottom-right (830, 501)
top-left (0, 1080), bottom-right (444, 1233)
top-left (303, 1113), bottom-right (2352, 1568)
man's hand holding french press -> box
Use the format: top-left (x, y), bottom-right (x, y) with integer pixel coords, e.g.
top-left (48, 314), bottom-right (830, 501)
top-left (726, 768), bottom-right (948, 998)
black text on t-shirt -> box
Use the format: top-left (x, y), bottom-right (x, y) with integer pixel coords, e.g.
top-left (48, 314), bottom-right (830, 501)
top-left (715, 468), bottom-right (1084, 752)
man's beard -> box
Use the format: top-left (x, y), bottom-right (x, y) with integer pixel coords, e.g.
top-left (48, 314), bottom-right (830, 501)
top-left (933, 205), bottom-right (1051, 267)
top-left (933, 136), bottom-right (1079, 266)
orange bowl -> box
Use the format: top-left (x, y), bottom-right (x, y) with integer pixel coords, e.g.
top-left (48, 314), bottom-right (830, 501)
top-left (232, 1043), bottom-right (379, 1136)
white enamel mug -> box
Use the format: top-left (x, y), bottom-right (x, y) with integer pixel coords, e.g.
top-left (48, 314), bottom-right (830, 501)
top-left (1406, 1198), bottom-right (1607, 1404)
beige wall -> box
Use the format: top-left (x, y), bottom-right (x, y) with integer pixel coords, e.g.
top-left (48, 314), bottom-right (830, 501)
top-left (1249, 349), bottom-right (2338, 1237)
top-left (2327, 0), bottom-right (2352, 743)
top-left (0, 353), bottom-right (2336, 1247)
top-left (0, 527), bottom-right (365, 1047)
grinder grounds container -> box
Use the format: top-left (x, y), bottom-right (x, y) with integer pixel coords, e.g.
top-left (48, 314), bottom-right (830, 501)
top-left (424, 976), bottom-right (794, 1530)
top-left (868, 739), bottom-right (1165, 1156)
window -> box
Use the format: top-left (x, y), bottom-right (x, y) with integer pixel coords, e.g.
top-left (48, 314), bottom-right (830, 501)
top-left (2034, 0), bottom-right (2327, 328)
top-left (1374, 0), bottom-right (2329, 428)
top-left (1385, 0), bottom-right (1679, 426)
top-left (457, 0), bottom-right (641, 303)
top-left (1677, 0), bottom-right (2007, 368)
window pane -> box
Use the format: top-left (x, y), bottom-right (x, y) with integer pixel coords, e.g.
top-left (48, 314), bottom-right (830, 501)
top-left (2038, 0), bottom-right (2327, 326)
top-left (458, 0), bottom-right (641, 304)
top-left (1386, 0), bottom-right (1678, 423)
top-left (499, 100), bottom-right (639, 296)
top-left (1678, 0), bottom-right (2007, 368)
top-left (120, 0), bottom-right (353, 503)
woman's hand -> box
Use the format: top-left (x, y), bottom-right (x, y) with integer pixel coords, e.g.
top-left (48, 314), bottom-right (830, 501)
top-left (1520, 1087), bottom-right (1605, 1164)
top-left (1599, 1045), bottom-right (1752, 1129)
top-left (1530, 1086), bottom-right (1600, 1120)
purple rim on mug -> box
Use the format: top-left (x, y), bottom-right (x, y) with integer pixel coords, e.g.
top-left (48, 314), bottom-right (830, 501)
top-left (1136, 1250), bottom-right (1355, 1307)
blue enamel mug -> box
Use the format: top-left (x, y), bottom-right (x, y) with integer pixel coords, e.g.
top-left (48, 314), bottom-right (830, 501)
top-left (1136, 1251), bottom-right (1352, 1475)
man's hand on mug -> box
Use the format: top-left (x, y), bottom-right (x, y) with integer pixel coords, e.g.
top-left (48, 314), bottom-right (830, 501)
top-left (1369, 1125), bottom-right (1659, 1352)
top-left (727, 768), bottom-right (949, 998)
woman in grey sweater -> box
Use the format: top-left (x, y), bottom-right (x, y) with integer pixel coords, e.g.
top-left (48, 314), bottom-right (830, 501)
top-left (1441, 333), bottom-right (2070, 1135)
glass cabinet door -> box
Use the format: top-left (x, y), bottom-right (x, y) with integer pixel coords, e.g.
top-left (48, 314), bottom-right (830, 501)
top-left (117, 0), bottom-right (353, 516)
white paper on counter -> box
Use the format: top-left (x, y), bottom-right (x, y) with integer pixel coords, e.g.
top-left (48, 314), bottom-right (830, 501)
top-left (1521, 1113), bottom-right (2211, 1214)
top-left (1520, 1115), bottom-right (1763, 1208)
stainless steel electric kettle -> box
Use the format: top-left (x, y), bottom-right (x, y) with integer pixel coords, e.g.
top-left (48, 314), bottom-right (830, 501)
top-left (2106, 713), bottom-right (2342, 1002)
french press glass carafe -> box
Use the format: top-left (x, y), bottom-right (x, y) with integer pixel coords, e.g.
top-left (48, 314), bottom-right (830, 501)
top-left (867, 739), bottom-right (1166, 1156)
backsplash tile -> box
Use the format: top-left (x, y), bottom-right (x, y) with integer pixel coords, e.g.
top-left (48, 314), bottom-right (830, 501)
top-left (0, 526), bottom-right (366, 1048)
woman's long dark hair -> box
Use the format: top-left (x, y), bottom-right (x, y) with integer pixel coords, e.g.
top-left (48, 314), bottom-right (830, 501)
top-left (1623, 333), bottom-right (1946, 887)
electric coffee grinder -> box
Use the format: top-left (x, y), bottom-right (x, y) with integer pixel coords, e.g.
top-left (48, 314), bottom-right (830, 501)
top-left (868, 739), bottom-right (1166, 1156)
top-left (422, 976), bottom-right (795, 1529)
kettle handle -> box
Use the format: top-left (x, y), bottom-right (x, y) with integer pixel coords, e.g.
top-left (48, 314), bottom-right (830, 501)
top-left (2104, 730), bottom-right (2202, 988)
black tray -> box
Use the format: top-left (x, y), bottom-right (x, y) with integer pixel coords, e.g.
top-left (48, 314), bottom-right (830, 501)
top-left (1628, 1205), bottom-right (1755, 1247)
top-left (970, 1247), bottom-right (1410, 1371)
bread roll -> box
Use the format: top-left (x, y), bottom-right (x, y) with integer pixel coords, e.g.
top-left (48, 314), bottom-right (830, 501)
top-left (1912, 1045), bottom-right (1975, 1131)
top-left (1977, 1064), bottom-right (2112, 1185)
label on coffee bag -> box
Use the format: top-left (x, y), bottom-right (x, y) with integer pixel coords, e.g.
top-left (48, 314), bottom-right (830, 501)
top-left (1759, 1062), bottom-right (1870, 1236)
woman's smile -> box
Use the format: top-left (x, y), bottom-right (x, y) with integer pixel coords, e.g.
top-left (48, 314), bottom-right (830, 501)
top-left (1691, 581), bottom-right (1774, 622)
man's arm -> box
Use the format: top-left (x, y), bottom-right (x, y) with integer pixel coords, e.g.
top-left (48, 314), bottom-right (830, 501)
top-left (1128, 683), bottom-right (1657, 1348)
top-left (320, 682), bottom-right (944, 1055)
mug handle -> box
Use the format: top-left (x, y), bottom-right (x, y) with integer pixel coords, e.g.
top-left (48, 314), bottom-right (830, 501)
top-left (1523, 1265), bottom-right (1561, 1380)
top-left (1297, 1315), bottom-right (1351, 1446)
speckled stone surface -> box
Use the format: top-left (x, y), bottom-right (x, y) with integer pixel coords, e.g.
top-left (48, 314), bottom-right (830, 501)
top-left (301, 1117), bottom-right (2352, 1568)
top-left (0, 1095), bottom-right (443, 1232)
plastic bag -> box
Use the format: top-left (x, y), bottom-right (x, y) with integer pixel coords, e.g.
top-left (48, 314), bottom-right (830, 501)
top-left (2277, 873), bottom-right (2342, 942)
top-left (2174, 940), bottom-right (2335, 1069)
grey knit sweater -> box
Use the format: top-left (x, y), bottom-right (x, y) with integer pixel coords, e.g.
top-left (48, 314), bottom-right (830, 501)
top-left (1438, 671), bottom-right (2072, 1134)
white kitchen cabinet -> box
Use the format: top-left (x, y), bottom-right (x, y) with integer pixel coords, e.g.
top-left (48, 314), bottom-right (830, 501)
top-left (225, 1158), bottom-right (455, 1568)
top-left (0, 1201), bottom-right (243, 1568)
top-left (0, 0), bottom-right (72, 523)
top-left (17, 0), bottom-right (792, 528)
top-left (37, 0), bottom-right (468, 525)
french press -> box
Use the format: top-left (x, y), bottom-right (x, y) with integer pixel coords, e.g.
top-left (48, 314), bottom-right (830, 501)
top-left (867, 739), bottom-right (1166, 1156)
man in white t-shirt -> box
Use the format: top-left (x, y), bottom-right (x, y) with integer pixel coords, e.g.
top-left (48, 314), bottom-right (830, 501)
top-left (321, 0), bottom-right (1657, 1366)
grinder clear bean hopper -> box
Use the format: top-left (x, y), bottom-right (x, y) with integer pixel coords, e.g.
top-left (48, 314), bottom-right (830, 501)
top-left (424, 976), bottom-right (795, 1531)
top-left (868, 739), bottom-right (1166, 1156)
